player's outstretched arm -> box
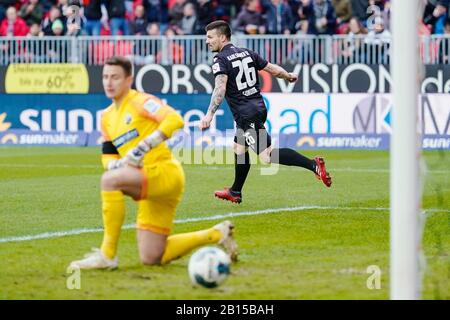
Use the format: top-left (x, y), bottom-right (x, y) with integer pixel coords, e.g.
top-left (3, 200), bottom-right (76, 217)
top-left (263, 63), bottom-right (298, 83)
top-left (200, 74), bottom-right (228, 130)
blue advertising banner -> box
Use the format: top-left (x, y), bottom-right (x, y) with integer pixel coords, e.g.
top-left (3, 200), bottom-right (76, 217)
top-left (0, 94), bottom-right (234, 133)
top-left (0, 130), bottom-right (88, 146)
top-left (1, 129), bottom-right (448, 150)
top-left (0, 93), bottom-right (448, 150)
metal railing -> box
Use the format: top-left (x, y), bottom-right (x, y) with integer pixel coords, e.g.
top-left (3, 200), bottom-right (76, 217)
top-left (0, 34), bottom-right (449, 66)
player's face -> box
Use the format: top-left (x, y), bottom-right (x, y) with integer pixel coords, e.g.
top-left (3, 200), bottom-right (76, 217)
top-left (206, 29), bottom-right (223, 52)
top-left (102, 65), bottom-right (132, 100)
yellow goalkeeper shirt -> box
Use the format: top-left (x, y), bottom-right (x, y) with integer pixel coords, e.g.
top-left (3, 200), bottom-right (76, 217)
top-left (100, 89), bottom-right (184, 168)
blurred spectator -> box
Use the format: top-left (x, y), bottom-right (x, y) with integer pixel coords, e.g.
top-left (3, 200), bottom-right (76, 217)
top-left (303, 0), bottom-right (336, 35)
top-left (131, 22), bottom-right (160, 65)
top-left (341, 16), bottom-right (367, 62)
top-left (156, 26), bottom-right (183, 63)
top-left (125, 0), bottom-right (133, 17)
top-left (262, 0), bottom-right (294, 34)
top-left (332, 0), bottom-right (352, 33)
top-left (364, 15), bottom-right (390, 63)
top-left (57, 0), bottom-right (69, 16)
top-left (46, 19), bottom-right (69, 62)
top-left (347, 15), bottom-right (367, 34)
top-left (23, 21), bottom-right (44, 62)
top-left (142, 0), bottom-right (169, 30)
top-left (83, 0), bottom-right (103, 36)
top-left (232, 0), bottom-right (266, 35)
top-left (0, 6), bottom-right (29, 36)
top-left (65, 1), bottom-right (82, 36)
top-left (349, 0), bottom-right (368, 22)
top-left (423, 0), bottom-right (449, 34)
top-left (42, 5), bottom-right (65, 36)
top-left (174, 2), bottom-right (198, 34)
top-left (129, 4), bottom-right (148, 35)
top-left (26, 21), bottom-right (41, 37)
top-left (50, 18), bottom-right (64, 35)
top-left (214, 0), bottom-right (241, 21)
top-left (368, 0), bottom-right (385, 9)
top-left (0, 1), bottom-right (16, 22)
top-left (438, 18), bottom-right (450, 63)
top-left (42, 0), bottom-right (56, 12)
top-left (169, 0), bottom-right (186, 26)
top-left (147, 22), bottom-right (160, 35)
top-left (105, 0), bottom-right (129, 35)
top-left (365, 15), bottom-right (389, 39)
top-left (380, 0), bottom-right (390, 30)
top-left (196, 0), bottom-right (214, 32)
top-left (291, 2), bottom-right (314, 63)
top-left (293, 2), bottom-right (309, 34)
top-left (19, 0), bottom-right (44, 26)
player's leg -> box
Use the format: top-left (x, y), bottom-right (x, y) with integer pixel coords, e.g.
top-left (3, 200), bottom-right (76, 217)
top-left (214, 127), bottom-right (251, 203)
top-left (231, 142), bottom-right (250, 194)
top-left (260, 145), bottom-right (315, 170)
top-left (161, 220), bottom-right (238, 263)
top-left (99, 166), bottom-right (145, 258)
top-left (137, 160), bottom-right (238, 264)
top-left (70, 167), bottom-right (144, 269)
top-left (137, 215), bottom-right (238, 265)
top-left (137, 228), bottom-right (167, 265)
top-left (259, 145), bottom-right (332, 187)
top-left (252, 118), bottom-right (331, 187)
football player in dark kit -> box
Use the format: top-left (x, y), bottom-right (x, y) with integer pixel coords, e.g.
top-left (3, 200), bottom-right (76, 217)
top-left (200, 20), bottom-right (332, 204)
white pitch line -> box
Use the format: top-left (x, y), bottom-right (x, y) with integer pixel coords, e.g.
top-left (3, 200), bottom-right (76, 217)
top-left (0, 206), bottom-right (448, 244)
top-left (0, 163), bottom-right (449, 174)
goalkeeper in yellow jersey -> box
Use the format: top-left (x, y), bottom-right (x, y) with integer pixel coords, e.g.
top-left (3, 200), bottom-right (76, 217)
top-left (69, 56), bottom-right (237, 270)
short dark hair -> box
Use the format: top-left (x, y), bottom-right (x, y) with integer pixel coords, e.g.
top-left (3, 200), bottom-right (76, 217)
top-left (105, 56), bottom-right (133, 77)
top-left (205, 20), bottom-right (231, 40)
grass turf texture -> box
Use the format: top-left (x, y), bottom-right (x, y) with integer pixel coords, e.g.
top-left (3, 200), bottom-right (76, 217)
top-left (0, 147), bottom-right (448, 299)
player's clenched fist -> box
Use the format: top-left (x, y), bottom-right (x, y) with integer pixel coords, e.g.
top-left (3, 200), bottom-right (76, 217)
top-left (199, 113), bottom-right (213, 130)
top-left (286, 73), bottom-right (298, 83)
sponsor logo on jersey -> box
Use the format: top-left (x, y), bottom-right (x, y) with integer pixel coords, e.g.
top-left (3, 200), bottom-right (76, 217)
top-left (212, 63), bottom-right (221, 74)
top-left (143, 99), bottom-right (161, 114)
top-left (113, 128), bottom-right (139, 148)
top-left (124, 113), bottom-right (132, 125)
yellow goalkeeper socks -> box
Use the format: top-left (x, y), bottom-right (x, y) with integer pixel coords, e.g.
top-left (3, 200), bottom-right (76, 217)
top-left (100, 190), bottom-right (125, 259)
top-left (160, 228), bottom-right (222, 264)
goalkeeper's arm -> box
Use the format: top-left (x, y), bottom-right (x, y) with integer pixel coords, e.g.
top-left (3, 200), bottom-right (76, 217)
top-left (102, 141), bottom-right (121, 170)
top-left (124, 110), bottom-right (184, 167)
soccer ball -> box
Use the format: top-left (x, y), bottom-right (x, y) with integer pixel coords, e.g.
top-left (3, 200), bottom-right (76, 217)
top-left (188, 246), bottom-right (231, 288)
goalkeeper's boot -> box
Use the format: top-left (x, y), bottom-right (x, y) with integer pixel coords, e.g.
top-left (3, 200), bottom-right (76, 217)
top-left (213, 220), bottom-right (239, 262)
top-left (314, 156), bottom-right (332, 187)
top-left (69, 248), bottom-right (118, 270)
top-left (214, 187), bottom-right (242, 204)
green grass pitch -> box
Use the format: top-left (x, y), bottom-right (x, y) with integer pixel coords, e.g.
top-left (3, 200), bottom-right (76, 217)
top-left (0, 147), bottom-right (448, 299)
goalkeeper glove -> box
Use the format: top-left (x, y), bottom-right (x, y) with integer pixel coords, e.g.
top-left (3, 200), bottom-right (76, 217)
top-left (122, 131), bottom-right (166, 168)
top-left (123, 142), bottom-right (148, 167)
top-left (107, 158), bottom-right (125, 171)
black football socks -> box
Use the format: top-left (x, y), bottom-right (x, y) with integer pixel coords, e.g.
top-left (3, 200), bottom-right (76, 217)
top-left (270, 148), bottom-right (316, 173)
top-left (230, 152), bottom-right (250, 195)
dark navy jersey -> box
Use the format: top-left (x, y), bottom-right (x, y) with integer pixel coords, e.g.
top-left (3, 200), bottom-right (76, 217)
top-left (212, 43), bottom-right (268, 121)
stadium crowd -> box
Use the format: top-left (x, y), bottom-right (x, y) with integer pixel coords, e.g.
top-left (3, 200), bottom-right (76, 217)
top-left (0, 0), bottom-right (448, 38)
top-left (0, 0), bottom-right (448, 65)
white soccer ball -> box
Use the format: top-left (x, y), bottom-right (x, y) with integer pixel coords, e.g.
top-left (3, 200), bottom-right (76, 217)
top-left (188, 246), bottom-right (231, 288)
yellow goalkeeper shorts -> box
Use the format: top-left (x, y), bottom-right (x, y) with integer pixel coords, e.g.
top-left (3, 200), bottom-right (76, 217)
top-left (136, 158), bottom-right (185, 235)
